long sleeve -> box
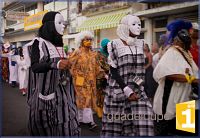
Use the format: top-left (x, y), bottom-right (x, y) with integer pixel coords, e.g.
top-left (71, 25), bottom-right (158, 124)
top-left (108, 41), bottom-right (126, 90)
top-left (31, 40), bottom-right (53, 73)
top-left (110, 66), bottom-right (126, 90)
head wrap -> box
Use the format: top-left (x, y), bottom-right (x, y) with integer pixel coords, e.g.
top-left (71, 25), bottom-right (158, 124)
top-left (76, 31), bottom-right (94, 47)
top-left (100, 38), bottom-right (110, 57)
top-left (166, 19), bottom-right (192, 45)
top-left (3, 43), bottom-right (10, 49)
top-left (38, 11), bottom-right (63, 47)
top-left (117, 14), bottom-right (141, 45)
top-left (64, 45), bottom-right (68, 53)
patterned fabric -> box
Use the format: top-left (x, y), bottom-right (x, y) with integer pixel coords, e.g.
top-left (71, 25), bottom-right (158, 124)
top-left (173, 45), bottom-right (193, 67)
top-left (101, 39), bottom-right (154, 136)
top-left (68, 47), bottom-right (101, 114)
top-left (1, 51), bottom-right (9, 82)
top-left (27, 38), bottom-right (80, 136)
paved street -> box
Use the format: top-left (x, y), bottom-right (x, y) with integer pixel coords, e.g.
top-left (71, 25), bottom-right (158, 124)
top-left (2, 82), bottom-right (101, 136)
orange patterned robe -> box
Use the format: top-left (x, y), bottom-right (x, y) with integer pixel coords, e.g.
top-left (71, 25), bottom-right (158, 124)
top-left (69, 47), bottom-right (103, 117)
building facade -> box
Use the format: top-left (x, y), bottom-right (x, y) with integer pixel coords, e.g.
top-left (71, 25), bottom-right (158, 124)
top-left (2, 0), bottom-right (198, 50)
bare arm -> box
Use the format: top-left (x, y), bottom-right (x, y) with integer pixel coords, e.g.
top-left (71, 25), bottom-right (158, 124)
top-left (144, 53), bottom-right (152, 69)
top-left (166, 74), bottom-right (199, 84)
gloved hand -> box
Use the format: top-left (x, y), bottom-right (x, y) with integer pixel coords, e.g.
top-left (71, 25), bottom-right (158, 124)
top-left (56, 59), bottom-right (71, 70)
top-left (123, 86), bottom-right (139, 101)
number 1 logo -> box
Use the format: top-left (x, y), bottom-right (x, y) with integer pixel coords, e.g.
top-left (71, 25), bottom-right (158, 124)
top-left (176, 100), bottom-right (195, 133)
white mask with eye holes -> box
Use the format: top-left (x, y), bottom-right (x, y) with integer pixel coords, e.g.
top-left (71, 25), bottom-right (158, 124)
top-left (128, 16), bottom-right (141, 36)
top-left (54, 13), bottom-right (65, 35)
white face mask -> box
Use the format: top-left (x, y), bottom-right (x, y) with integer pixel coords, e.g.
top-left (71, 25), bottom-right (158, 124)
top-left (128, 16), bottom-right (141, 36)
top-left (54, 13), bottom-right (65, 35)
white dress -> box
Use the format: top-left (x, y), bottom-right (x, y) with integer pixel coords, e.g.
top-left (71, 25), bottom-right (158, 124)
top-left (15, 55), bottom-right (29, 89)
top-left (6, 51), bottom-right (18, 83)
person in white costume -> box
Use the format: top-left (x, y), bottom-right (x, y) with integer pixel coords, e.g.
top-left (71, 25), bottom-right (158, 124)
top-left (15, 45), bottom-right (29, 96)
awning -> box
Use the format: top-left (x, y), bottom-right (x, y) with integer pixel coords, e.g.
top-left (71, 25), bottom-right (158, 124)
top-left (76, 12), bottom-right (127, 32)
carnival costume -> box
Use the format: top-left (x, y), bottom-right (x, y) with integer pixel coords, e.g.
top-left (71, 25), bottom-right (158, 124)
top-left (101, 15), bottom-right (154, 136)
top-left (27, 11), bottom-right (80, 136)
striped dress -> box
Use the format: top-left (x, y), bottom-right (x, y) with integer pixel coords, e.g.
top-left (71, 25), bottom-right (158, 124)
top-left (27, 37), bottom-right (80, 136)
top-left (101, 39), bottom-right (154, 137)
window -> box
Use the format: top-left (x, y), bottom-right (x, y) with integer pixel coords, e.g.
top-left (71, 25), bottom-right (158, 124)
top-left (6, 20), bottom-right (17, 27)
top-left (153, 17), bottom-right (167, 42)
top-left (155, 18), bottom-right (167, 28)
top-left (44, 0), bottom-right (52, 5)
top-left (141, 20), bottom-right (145, 28)
top-left (155, 31), bottom-right (166, 44)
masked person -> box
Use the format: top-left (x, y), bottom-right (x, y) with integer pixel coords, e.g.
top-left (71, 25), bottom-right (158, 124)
top-left (15, 46), bottom-right (29, 96)
top-left (101, 15), bottom-right (154, 137)
top-left (27, 11), bottom-right (80, 136)
top-left (153, 20), bottom-right (199, 136)
top-left (68, 31), bottom-right (103, 130)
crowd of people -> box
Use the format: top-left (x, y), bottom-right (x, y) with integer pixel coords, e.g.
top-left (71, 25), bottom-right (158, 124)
top-left (1, 11), bottom-right (199, 136)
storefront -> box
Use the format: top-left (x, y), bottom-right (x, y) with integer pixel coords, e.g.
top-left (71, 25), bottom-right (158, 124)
top-left (3, 10), bottom-right (48, 47)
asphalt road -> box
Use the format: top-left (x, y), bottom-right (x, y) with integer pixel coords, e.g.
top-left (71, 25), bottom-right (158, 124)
top-left (2, 82), bottom-right (102, 136)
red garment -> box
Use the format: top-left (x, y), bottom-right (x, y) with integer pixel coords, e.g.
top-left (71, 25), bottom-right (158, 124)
top-left (2, 51), bottom-right (9, 82)
top-left (190, 44), bottom-right (198, 66)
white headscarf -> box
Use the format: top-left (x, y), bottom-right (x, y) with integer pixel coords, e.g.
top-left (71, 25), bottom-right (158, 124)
top-left (76, 31), bottom-right (94, 47)
top-left (3, 43), bottom-right (10, 49)
top-left (117, 15), bottom-right (141, 46)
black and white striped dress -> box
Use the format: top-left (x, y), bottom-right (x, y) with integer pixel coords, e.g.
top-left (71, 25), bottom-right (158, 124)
top-left (27, 37), bottom-right (80, 136)
top-left (101, 39), bottom-right (154, 136)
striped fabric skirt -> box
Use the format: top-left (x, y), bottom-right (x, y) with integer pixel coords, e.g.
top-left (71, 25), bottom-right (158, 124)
top-left (28, 108), bottom-right (80, 136)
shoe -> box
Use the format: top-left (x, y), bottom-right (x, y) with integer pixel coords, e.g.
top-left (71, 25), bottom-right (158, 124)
top-left (89, 123), bottom-right (98, 130)
top-left (22, 92), bottom-right (26, 96)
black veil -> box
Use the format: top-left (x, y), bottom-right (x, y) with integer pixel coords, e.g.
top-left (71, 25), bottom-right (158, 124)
top-left (38, 11), bottom-right (64, 47)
